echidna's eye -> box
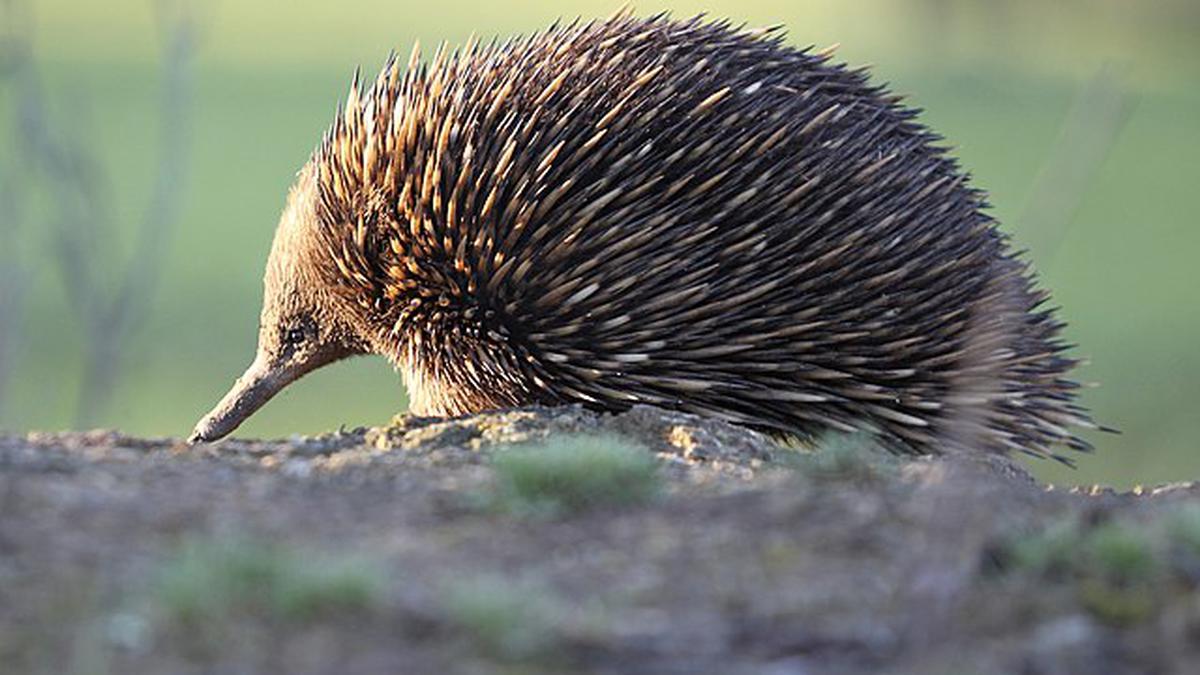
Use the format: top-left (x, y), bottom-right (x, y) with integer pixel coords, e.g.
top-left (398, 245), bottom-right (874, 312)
top-left (283, 326), bottom-right (307, 346)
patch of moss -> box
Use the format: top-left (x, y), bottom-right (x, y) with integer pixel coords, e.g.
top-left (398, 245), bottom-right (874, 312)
top-left (155, 536), bottom-right (383, 625)
top-left (782, 432), bottom-right (898, 482)
top-left (489, 434), bottom-right (661, 516)
top-left (1003, 519), bottom-right (1081, 579)
top-left (1002, 517), bottom-right (1158, 581)
top-left (1085, 521), bottom-right (1159, 585)
top-left (995, 514), bottom-right (1166, 626)
top-left (442, 577), bottom-right (563, 662)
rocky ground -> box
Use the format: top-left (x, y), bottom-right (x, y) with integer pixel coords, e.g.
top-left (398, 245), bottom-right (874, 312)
top-left (3, 405), bottom-right (1200, 674)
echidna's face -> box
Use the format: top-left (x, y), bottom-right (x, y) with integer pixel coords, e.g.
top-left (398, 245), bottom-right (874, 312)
top-left (190, 165), bottom-right (365, 443)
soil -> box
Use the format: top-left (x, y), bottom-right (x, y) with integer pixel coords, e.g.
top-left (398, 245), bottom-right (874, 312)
top-left (2, 404), bottom-right (1198, 674)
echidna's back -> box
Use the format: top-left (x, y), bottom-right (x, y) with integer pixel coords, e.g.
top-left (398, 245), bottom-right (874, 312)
top-left (319, 14), bottom-right (1095, 460)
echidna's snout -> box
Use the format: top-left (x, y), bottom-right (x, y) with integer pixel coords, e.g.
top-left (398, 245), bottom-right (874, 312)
top-left (189, 163), bottom-right (364, 445)
top-left (189, 354), bottom-right (297, 444)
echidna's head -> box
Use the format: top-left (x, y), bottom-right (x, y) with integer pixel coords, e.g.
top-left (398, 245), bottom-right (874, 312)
top-left (189, 164), bottom-right (367, 443)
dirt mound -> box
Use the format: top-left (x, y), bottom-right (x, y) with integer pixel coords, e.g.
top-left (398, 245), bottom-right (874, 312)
top-left (2, 406), bottom-right (1198, 674)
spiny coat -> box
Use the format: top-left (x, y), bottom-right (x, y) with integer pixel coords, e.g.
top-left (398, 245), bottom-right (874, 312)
top-left (191, 13), bottom-right (1098, 461)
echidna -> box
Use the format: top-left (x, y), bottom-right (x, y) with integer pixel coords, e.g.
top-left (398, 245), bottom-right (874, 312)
top-left (190, 13), bottom-right (1100, 461)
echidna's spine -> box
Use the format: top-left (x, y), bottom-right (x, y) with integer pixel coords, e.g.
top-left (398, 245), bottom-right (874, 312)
top-left (299, 13), bottom-right (1096, 460)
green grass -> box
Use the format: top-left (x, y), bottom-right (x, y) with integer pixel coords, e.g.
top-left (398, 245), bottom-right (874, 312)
top-left (990, 508), bottom-right (1200, 625)
top-left (1003, 518), bottom-right (1084, 579)
top-left (489, 434), bottom-right (661, 516)
top-left (1085, 521), bottom-right (1160, 584)
top-left (783, 432), bottom-right (900, 482)
top-left (1002, 516), bottom-right (1161, 584)
top-left (154, 536), bottom-right (384, 625)
top-left (442, 576), bottom-right (565, 662)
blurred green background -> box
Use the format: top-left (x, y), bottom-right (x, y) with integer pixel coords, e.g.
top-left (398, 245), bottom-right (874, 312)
top-left (1, 0), bottom-right (1196, 487)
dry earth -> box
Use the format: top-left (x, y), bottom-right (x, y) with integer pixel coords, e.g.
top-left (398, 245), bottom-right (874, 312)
top-left (2, 405), bottom-right (1199, 674)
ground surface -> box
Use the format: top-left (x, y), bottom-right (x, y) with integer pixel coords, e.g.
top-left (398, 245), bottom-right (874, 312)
top-left (3, 405), bottom-right (1200, 674)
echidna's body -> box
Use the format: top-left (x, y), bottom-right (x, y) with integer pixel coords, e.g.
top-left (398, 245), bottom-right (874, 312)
top-left (191, 14), bottom-right (1097, 460)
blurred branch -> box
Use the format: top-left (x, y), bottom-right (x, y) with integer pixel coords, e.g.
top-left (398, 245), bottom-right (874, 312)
top-left (2, 0), bottom-right (198, 427)
top-left (73, 2), bottom-right (197, 427)
top-left (0, 0), bottom-right (31, 422)
top-left (1018, 66), bottom-right (1133, 265)
top-left (0, 163), bottom-right (28, 422)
